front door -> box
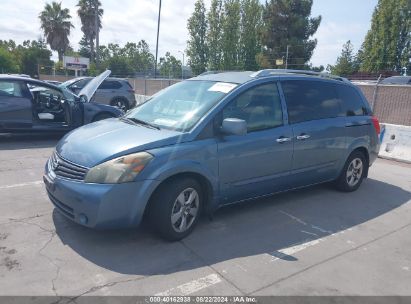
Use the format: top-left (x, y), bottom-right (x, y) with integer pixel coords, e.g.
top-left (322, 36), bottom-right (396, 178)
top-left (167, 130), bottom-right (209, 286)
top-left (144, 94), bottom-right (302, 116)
top-left (217, 82), bottom-right (294, 204)
top-left (0, 80), bottom-right (33, 129)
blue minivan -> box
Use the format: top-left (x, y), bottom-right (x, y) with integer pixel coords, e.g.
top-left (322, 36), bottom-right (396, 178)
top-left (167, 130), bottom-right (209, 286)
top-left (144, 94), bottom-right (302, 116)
top-left (43, 70), bottom-right (380, 240)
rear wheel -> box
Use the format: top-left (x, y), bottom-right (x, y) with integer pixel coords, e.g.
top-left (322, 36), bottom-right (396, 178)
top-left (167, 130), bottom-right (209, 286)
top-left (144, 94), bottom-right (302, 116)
top-left (111, 98), bottom-right (129, 111)
top-left (335, 151), bottom-right (367, 192)
top-left (148, 178), bottom-right (203, 241)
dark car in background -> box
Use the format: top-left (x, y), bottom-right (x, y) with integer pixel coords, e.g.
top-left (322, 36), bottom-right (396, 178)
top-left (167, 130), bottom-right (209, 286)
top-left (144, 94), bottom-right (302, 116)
top-left (0, 70), bottom-right (123, 134)
top-left (44, 80), bottom-right (62, 86)
top-left (380, 76), bottom-right (411, 85)
top-left (61, 77), bottom-right (136, 111)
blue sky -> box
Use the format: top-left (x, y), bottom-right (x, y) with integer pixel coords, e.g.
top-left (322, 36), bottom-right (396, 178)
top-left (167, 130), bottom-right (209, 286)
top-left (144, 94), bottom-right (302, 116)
top-left (0, 0), bottom-right (378, 67)
top-left (311, 0), bottom-right (378, 67)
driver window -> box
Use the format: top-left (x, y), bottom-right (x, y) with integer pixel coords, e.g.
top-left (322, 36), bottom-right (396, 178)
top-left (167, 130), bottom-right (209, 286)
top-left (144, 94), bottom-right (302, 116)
top-left (222, 82), bottom-right (283, 132)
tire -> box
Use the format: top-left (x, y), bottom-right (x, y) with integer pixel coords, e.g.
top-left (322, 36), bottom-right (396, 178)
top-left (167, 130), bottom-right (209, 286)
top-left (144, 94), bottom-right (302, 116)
top-left (148, 178), bottom-right (203, 241)
top-left (111, 98), bottom-right (129, 111)
top-left (335, 150), bottom-right (367, 192)
top-left (92, 113), bottom-right (113, 122)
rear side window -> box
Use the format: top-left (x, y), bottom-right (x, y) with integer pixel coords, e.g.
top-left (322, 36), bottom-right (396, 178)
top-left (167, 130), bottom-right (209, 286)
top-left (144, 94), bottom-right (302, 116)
top-left (0, 81), bottom-right (24, 97)
top-left (99, 80), bottom-right (122, 90)
top-left (282, 80), bottom-right (341, 124)
top-left (124, 81), bottom-right (133, 89)
top-left (337, 85), bottom-right (368, 116)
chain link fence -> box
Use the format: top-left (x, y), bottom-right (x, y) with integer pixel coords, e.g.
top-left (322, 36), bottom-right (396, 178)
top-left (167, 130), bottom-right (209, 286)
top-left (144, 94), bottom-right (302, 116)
top-left (356, 84), bottom-right (411, 126)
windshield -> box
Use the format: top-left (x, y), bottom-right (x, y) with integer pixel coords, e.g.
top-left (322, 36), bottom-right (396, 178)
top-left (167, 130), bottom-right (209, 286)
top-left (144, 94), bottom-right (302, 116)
top-left (125, 80), bottom-right (237, 132)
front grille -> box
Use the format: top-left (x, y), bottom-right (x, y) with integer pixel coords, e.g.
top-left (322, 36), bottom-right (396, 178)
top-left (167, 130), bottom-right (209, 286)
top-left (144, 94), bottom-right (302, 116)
top-left (49, 152), bottom-right (88, 181)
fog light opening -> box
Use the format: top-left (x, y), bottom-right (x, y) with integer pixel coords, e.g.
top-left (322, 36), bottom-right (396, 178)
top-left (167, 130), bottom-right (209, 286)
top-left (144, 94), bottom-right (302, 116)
top-left (78, 214), bottom-right (88, 225)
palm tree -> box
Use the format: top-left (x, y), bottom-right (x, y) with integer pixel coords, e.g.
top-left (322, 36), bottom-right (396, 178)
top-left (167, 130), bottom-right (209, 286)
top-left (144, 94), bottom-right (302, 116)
top-left (39, 2), bottom-right (74, 62)
top-left (77, 0), bottom-right (103, 63)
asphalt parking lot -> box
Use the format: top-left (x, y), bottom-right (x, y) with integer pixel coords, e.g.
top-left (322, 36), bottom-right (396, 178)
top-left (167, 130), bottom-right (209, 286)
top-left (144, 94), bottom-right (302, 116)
top-left (0, 135), bottom-right (411, 298)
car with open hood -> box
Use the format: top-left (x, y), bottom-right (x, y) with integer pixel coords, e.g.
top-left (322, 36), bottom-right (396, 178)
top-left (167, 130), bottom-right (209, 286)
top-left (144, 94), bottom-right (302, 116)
top-left (0, 70), bottom-right (122, 133)
top-left (43, 69), bottom-right (380, 241)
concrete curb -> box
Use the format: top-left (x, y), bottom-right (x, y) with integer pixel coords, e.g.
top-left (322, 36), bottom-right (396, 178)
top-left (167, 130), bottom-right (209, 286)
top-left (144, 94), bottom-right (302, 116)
top-left (379, 123), bottom-right (411, 164)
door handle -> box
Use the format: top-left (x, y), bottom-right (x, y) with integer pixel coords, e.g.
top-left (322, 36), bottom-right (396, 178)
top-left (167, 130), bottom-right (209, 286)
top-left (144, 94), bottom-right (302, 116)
top-left (296, 134), bottom-right (310, 140)
top-left (276, 136), bottom-right (292, 143)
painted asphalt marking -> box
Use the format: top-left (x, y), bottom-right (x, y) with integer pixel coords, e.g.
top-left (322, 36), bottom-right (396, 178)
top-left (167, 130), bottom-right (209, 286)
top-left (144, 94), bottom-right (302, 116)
top-left (271, 239), bottom-right (322, 262)
top-left (155, 274), bottom-right (222, 296)
top-left (0, 181), bottom-right (43, 190)
top-left (279, 210), bottom-right (333, 234)
top-left (270, 210), bottom-right (346, 262)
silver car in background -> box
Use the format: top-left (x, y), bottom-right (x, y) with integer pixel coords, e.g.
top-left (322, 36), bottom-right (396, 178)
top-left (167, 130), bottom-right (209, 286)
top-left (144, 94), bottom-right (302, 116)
top-left (60, 77), bottom-right (136, 111)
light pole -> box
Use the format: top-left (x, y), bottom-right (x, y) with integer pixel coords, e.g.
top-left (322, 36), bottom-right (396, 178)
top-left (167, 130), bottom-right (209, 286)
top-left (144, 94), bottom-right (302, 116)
top-left (285, 45), bottom-right (290, 69)
top-left (95, 1), bottom-right (99, 65)
top-left (178, 50), bottom-right (185, 80)
top-left (154, 0), bottom-right (162, 79)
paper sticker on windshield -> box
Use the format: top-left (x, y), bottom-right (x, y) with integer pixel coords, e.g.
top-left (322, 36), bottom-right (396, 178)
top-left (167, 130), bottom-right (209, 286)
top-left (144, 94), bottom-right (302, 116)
top-left (208, 82), bottom-right (237, 94)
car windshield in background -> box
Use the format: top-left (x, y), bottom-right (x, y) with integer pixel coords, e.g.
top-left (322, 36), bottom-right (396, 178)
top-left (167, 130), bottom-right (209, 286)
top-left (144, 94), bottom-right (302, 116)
top-left (125, 80), bottom-right (237, 132)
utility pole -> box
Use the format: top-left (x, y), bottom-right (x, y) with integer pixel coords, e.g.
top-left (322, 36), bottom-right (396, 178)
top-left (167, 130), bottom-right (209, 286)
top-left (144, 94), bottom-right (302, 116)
top-left (179, 50), bottom-right (185, 80)
top-left (95, 1), bottom-right (99, 66)
top-left (154, 0), bottom-right (162, 79)
top-left (285, 45), bottom-right (290, 69)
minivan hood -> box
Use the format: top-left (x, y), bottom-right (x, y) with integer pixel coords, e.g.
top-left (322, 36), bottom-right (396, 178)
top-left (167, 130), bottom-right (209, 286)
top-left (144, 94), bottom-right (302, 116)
top-left (56, 118), bottom-right (182, 167)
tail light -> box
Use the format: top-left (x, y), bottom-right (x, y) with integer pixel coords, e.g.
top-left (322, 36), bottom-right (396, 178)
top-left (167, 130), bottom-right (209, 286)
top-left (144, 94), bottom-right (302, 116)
top-left (371, 116), bottom-right (380, 135)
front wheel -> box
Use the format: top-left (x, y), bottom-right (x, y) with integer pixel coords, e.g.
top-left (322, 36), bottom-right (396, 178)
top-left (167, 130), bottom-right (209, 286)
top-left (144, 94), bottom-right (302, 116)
top-left (148, 178), bottom-right (203, 241)
top-left (335, 151), bottom-right (367, 192)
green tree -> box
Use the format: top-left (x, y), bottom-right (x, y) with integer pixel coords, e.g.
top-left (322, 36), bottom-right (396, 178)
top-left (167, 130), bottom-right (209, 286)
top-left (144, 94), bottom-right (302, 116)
top-left (240, 0), bottom-right (263, 70)
top-left (259, 0), bottom-right (321, 69)
top-left (159, 52), bottom-right (182, 78)
top-left (360, 0), bottom-right (411, 72)
top-left (221, 0), bottom-right (241, 70)
top-left (329, 40), bottom-right (358, 76)
top-left (206, 0), bottom-right (224, 70)
top-left (18, 40), bottom-right (53, 77)
top-left (121, 40), bottom-right (155, 74)
top-left (39, 1), bottom-right (74, 61)
top-left (107, 56), bottom-right (132, 77)
top-left (0, 47), bottom-right (18, 73)
top-left (77, 0), bottom-right (103, 63)
top-left (78, 35), bottom-right (91, 58)
top-left (187, 0), bottom-right (208, 75)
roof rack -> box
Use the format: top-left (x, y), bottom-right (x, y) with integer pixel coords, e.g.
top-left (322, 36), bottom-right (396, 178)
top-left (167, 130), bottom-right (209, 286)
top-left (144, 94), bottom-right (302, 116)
top-left (250, 69), bottom-right (350, 83)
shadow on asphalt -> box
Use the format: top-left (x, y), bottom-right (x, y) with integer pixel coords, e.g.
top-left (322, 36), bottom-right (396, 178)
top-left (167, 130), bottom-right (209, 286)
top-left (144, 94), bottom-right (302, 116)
top-left (53, 178), bottom-right (411, 275)
top-left (0, 134), bottom-right (63, 150)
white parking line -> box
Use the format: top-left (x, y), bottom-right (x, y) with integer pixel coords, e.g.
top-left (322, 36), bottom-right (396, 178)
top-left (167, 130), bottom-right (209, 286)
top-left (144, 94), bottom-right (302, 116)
top-left (271, 239), bottom-right (321, 262)
top-left (0, 180), bottom-right (43, 190)
top-left (269, 210), bottom-right (345, 262)
top-left (155, 274), bottom-right (222, 296)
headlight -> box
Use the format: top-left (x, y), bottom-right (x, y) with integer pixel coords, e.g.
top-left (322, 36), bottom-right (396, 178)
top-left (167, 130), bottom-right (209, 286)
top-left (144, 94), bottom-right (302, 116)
top-left (84, 152), bottom-right (153, 184)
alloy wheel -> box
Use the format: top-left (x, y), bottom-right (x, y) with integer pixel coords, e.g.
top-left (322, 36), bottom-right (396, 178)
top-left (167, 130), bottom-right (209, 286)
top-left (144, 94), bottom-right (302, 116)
top-left (346, 158), bottom-right (363, 187)
top-left (170, 188), bottom-right (200, 233)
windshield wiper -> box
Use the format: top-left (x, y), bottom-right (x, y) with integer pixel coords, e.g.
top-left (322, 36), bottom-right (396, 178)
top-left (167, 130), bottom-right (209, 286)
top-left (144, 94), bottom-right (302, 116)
top-left (121, 117), bottom-right (160, 130)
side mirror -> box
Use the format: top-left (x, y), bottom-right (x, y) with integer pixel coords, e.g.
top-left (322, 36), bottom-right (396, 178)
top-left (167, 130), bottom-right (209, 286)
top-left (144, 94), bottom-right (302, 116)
top-left (221, 118), bottom-right (247, 136)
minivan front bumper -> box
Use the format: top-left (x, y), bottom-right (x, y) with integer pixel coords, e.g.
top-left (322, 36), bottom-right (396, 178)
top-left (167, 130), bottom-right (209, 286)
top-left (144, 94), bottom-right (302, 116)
top-left (43, 164), bottom-right (159, 229)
